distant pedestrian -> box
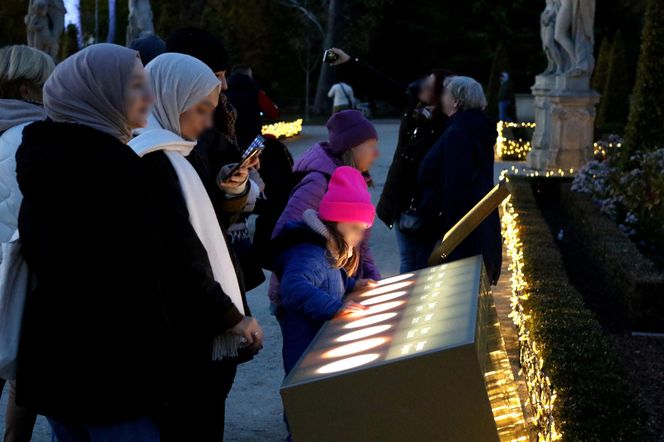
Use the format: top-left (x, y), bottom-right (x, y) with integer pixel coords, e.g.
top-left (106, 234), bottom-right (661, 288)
top-left (328, 81), bottom-right (355, 113)
top-left (498, 71), bottom-right (516, 122)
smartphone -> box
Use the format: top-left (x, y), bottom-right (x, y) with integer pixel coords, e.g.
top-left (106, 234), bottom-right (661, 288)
top-left (323, 49), bottom-right (339, 64)
top-left (220, 135), bottom-right (266, 182)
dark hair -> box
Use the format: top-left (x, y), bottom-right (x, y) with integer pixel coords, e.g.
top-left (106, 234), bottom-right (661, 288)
top-left (166, 27), bottom-right (230, 72)
top-left (322, 220), bottom-right (360, 276)
top-left (232, 64), bottom-right (252, 76)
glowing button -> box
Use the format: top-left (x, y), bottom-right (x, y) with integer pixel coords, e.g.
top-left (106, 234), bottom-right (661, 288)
top-left (350, 300), bottom-right (406, 317)
top-left (360, 291), bottom-right (408, 306)
top-left (336, 325), bottom-right (392, 342)
top-left (376, 273), bottom-right (414, 286)
top-left (317, 353), bottom-right (380, 374)
top-left (359, 281), bottom-right (414, 297)
top-left (322, 337), bottom-right (387, 359)
top-left (344, 312), bottom-right (397, 329)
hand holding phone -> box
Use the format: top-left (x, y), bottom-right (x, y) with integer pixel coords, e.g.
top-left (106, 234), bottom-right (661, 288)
top-left (219, 135), bottom-right (265, 183)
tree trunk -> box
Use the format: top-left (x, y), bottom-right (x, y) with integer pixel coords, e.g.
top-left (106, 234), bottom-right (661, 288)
top-left (106, 0), bottom-right (116, 42)
top-left (312, 0), bottom-right (343, 115)
top-left (126, 0), bottom-right (155, 45)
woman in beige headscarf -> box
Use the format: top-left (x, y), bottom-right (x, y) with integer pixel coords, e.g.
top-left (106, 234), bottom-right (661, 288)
top-left (14, 43), bottom-right (167, 441)
top-left (128, 52), bottom-right (263, 442)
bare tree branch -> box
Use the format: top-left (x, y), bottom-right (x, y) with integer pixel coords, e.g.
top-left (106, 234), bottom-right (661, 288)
top-left (276, 0), bottom-right (325, 39)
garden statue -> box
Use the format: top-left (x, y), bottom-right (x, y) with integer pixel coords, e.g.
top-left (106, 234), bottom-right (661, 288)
top-left (528, 0), bottom-right (599, 172)
top-left (126, 0), bottom-right (155, 46)
top-left (554, 0), bottom-right (596, 77)
top-left (540, 0), bottom-right (566, 75)
top-left (25, 0), bottom-right (65, 60)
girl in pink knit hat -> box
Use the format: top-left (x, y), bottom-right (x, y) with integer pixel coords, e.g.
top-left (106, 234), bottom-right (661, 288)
top-left (269, 165), bottom-right (377, 381)
top-left (269, 166), bottom-right (377, 439)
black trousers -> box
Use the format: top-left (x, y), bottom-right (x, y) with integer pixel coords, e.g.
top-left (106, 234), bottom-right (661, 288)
top-left (161, 359), bottom-right (238, 442)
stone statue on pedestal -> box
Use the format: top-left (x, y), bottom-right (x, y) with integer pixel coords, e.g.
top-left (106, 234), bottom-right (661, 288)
top-left (527, 0), bottom-right (599, 172)
top-left (25, 0), bottom-right (65, 60)
top-left (554, 0), bottom-right (596, 77)
top-left (126, 0), bottom-right (155, 46)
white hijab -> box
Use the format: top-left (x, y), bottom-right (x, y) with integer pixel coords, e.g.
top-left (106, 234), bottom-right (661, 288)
top-left (129, 53), bottom-right (245, 360)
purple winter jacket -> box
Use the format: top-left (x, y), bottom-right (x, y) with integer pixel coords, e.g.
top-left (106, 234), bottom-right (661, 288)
top-left (269, 142), bottom-right (381, 305)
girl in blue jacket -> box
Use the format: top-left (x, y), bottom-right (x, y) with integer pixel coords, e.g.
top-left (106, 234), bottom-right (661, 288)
top-left (271, 166), bottom-right (377, 375)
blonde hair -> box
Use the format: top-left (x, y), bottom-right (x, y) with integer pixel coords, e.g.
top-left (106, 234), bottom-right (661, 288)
top-left (322, 220), bottom-right (360, 276)
top-left (0, 45), bottom-right (55, 100)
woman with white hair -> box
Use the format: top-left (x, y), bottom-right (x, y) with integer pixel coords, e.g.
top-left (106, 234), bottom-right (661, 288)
top-left (0, 43), bottom-right (53, 442)
top-left (414, 76), bottom-right (502, 282)
top-left (128, 52), bottom-right (264, 441)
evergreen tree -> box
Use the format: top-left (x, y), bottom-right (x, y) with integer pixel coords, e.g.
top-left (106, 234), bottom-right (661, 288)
top-left (592, 37), bottom-right (611, 92)
top-left (485, 42), bottom-right (510, 120)
top-left (596, 31), bottom-right (630, 135)
top-left (623, 0), bottom-right (664, 161)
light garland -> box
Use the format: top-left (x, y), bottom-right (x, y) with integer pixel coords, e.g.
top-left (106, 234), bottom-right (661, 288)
top-left (504, 166), bottom-right (574, 178)
top-left (592, 141), bottom-right (621, 161)
top-left (496, 121), bottom-right (536, 160)
top-left (501, 190), bottom-right (561, 441)
top-left (261, 118), bottom-right (303, 139)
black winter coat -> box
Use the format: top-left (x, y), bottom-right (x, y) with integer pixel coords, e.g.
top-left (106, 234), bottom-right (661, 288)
top-left (139, 151), bottom-right (250, 407)
top-left (416, 109), bottom-right (502, 283)
top-left (377, 108), bottom-right (446, 226)
top-left (15, 121), bottom-right (169, 423)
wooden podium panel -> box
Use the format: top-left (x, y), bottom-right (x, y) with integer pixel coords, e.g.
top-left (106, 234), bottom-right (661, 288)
top-left (280, 255), bottom-right (500, 442)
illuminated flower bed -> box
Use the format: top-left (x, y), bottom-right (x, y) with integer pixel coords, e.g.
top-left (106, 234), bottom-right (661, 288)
top-left (261, 118), bottom-right (303, 139)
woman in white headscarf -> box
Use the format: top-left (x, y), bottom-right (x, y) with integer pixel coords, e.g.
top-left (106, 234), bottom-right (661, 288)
top-left (15, 43), bottom-right (166, 441)
top-left (128, 52), bottom-right (263, 442)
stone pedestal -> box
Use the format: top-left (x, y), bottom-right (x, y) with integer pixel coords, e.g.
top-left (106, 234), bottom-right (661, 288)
top-left (527, 75), bottom-right (600, 172)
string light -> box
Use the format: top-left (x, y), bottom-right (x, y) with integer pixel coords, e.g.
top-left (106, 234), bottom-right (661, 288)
top-left (496, 121), bottom-right (536, 160)
top-left (592, 141), bottom-right (621, 161)
top-left (261, 118), bottom-right (303, 138)
top-left (501, 195), bottom-right (561, 441)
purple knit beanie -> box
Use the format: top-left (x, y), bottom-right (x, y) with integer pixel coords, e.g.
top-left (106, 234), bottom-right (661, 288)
top-left (326, 110), bottom-right (378, 156)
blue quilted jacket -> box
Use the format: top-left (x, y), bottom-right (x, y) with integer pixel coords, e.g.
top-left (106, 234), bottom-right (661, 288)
top-left (272, 222), bottom-right (355, 374)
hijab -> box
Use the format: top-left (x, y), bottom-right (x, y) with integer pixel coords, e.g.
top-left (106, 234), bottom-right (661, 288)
top-left (43, 43), bottom-right (140, 143)
top-left (145, 53), bottom-right (220, 137)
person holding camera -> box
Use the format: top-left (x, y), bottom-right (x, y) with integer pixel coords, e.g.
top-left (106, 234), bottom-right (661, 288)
top-left (325, 48), bottom-right (454, 272)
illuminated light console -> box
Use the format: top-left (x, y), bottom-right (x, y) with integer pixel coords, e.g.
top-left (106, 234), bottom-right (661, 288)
top-left (280, 255), bottom-right (500, 441)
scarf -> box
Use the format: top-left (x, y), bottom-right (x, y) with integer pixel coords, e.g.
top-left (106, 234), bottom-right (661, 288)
top-left (0, 99), bottom-right (46, 133)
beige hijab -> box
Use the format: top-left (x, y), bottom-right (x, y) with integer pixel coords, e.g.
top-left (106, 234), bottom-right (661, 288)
top-left (145, 52), bottom-right (221, 137)
top-left (43, 44), bottom-right (140, 143)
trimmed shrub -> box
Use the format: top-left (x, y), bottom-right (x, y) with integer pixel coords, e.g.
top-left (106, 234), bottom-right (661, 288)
top-left (623, 0), bottom-right (664, 161)
top-left (596, 31), bottom-right (630, 135)
top-left (591, 36), bottom-right (611, 93)
top-left (507, 179), bottom-right (651, 441)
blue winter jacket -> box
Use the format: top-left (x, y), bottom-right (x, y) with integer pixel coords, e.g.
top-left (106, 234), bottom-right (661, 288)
top-left (272, 222), bottom-right (355, 374)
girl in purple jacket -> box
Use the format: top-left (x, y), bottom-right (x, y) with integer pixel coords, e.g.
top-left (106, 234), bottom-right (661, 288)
top-left (269, 110), bottom-right (381, 308)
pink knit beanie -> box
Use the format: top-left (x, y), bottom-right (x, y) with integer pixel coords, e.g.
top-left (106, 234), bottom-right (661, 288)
top-left (319, 166), bottom-right (375, 226)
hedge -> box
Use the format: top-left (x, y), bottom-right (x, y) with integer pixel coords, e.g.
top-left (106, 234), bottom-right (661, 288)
top-left (559, 186), bottom-right (664, 332)
top-left (507, 178), bottom-right (650, 441)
